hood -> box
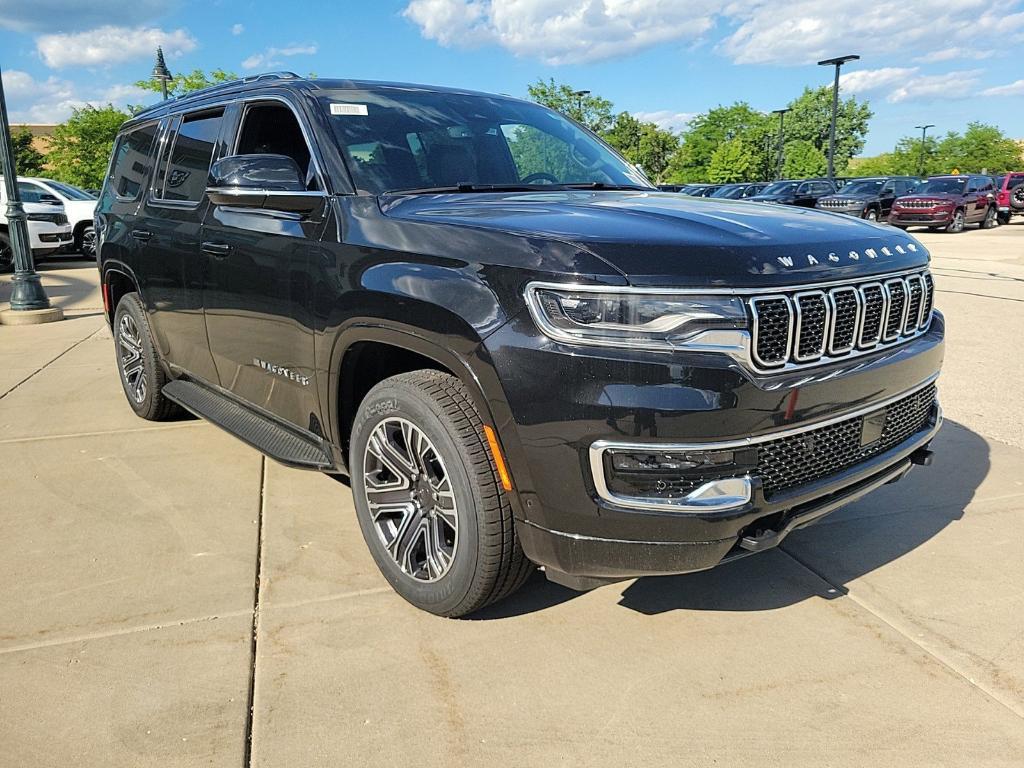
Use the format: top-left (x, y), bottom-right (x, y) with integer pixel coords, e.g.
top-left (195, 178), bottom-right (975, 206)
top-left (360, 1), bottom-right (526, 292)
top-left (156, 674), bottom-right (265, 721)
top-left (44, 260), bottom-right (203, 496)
top-left (746, 193), bottom-right (792, 203)
top-left (897, 192), bottom-right (960, 204)
top-left (821, 192), bottom-right (875, 203)
top-left (378, 190), bottom-right (929, 288)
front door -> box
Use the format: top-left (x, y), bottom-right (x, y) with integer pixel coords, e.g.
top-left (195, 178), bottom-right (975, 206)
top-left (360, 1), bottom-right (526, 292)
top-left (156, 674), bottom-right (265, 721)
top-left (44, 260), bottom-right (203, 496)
top-left (201, 100), bottom-right (326, 432)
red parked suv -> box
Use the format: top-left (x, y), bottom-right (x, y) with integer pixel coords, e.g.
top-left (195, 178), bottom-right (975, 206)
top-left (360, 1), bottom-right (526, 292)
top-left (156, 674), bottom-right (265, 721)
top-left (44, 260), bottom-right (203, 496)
top-left (889, 174), bottom-right (998, 233)
top-left (995, 172), bottom-right (1024, 225)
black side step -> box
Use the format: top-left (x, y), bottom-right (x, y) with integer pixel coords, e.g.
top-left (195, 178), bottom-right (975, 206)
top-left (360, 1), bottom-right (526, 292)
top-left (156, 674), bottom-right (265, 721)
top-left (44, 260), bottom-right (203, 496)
top-left (163, 379), bottom-right (334, 470)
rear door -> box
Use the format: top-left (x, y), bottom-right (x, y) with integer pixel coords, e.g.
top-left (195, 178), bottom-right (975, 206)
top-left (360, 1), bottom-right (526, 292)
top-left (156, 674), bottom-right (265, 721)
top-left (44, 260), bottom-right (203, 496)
top-left (200, 98), bottom-right (326, 430)
top-left (141, 108), bottom-right (226, 382)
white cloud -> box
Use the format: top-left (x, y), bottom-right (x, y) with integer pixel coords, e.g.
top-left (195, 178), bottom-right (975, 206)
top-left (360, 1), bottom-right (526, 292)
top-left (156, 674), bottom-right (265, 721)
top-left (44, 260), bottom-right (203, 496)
top-left (3, 70), bottom-right (156, 124)
top-left (242, 43), bottom-right (318, 70)
top-left (36, 26), bottom-right (197, 69)
top-left (982, 79), bottom-right (1024, 97)
top-left (401, 0), bottom-right (1024, 67)
top-left (839, 67), bottom-right (919, 96)
top-left (232, 23), bottom-right (245, 36)
top-left (0, 0), bottom-right (168, 33)
top-left (887, 70), bottom-right (983, 103)
top-left (914, 46), bottom-right (993, 63)
top-left (403, 0), bottom-right (718, 65)
top-left (632, 110), bottom-right (695, 133)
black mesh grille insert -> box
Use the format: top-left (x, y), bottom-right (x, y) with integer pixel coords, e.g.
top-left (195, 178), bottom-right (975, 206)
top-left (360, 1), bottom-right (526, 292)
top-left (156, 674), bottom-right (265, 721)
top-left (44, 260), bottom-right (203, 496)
top-left (884, 280), bottom-right (907, 339)
top-left (922, 273), bottom-right (935, 320)
top-left (830, 288), bottom-right (859, 351)
top-left (905, 277), bottom-right (924, 333)
top-left (753, 297), bottom-right (791, 366)
top-left (859, 284), bottom-right (885, 345)
top-left (756, 384), bottom-right (936, 497)
top-left (795, 293), bottom-right (827, 359)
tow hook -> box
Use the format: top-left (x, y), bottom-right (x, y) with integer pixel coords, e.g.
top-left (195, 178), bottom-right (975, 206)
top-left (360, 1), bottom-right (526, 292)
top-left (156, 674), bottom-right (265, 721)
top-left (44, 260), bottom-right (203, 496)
top-left (910, 446), bottom-right (934, 466)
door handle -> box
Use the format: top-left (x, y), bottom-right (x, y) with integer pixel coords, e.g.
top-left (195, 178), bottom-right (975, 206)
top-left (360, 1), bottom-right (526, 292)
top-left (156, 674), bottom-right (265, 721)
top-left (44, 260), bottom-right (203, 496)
top-left (201, 241), bottom-right (233, 258)
top-left (130, 229), bottom-right (152, 242)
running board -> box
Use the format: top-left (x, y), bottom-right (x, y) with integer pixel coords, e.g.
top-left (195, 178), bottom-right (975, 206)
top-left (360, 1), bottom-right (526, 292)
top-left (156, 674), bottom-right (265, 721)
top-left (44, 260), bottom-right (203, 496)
top-left (162, 379), bottom-right (334, 470)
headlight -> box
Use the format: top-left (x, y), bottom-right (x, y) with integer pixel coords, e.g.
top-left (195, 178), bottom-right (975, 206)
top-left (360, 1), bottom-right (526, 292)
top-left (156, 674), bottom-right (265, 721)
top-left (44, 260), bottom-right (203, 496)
top-left (525, 283), bottom-right (747, 350)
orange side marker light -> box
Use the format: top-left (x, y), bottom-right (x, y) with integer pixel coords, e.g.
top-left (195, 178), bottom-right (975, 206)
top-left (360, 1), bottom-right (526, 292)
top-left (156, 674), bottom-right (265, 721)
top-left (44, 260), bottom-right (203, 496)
top-left (483, 425), bottom-right (513, 491)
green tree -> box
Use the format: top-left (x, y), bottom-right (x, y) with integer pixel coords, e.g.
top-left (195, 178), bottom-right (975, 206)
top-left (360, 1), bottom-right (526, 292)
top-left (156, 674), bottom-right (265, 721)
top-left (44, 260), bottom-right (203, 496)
top-left (527, 78), bottom-right (614, 133)
top-left (11, 128), bottom-right (46, 175)
top-left (848, 153), bottom-right (897, 177)
top-left (935, 123), bottom-right (1022, 174)
top-left (47, 105), bottom-right (130, 189)
top-left (602, 112), bottom-right (679, 182)
top-left (783, 86), bottom-right (872, 174)
top-left (782, 140), bottom-right (827, 178)
top-left (707, 139), bottom-right (755, 183)
top-left (668, 103), bottom-right (770, 183)
top-left (135, 68), bottom-right (238, 99)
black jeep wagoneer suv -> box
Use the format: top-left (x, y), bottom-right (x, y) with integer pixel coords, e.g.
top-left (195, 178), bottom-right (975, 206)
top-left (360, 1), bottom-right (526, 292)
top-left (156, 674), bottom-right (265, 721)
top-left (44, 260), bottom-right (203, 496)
top-left (96, 74), bottom-right (944, 616)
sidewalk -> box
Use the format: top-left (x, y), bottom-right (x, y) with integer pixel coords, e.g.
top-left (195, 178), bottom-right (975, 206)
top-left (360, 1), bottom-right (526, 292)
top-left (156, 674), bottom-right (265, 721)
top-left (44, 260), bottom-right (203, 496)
top-left (3, 239), bottom-right (1024, 767)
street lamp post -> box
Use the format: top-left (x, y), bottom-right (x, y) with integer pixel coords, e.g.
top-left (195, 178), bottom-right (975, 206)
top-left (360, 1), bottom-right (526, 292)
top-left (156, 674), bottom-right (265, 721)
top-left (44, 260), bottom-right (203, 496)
top-left (772, 108), bottom-right (791, 180)
top-left (571, 89), bottom-right (590, 123)
top-left (817, 54), bottom-right (860, 181)
top-left (0, 66), bottom-right (61, 325)
top-left (152, 47), bottom-right (172, 100)
top-left (915, 124), bottom-right (935, 178)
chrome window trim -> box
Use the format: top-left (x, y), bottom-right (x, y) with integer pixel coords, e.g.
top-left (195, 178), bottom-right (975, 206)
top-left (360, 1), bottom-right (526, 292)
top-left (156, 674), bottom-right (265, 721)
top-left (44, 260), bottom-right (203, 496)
top-left (792, 290), bottom-right (829, 362)
top-left (750, 294), bottom-right (793, 368)
top-left (827, 286), bottom-right (861, 355)
top-left (589, 374), bottom-right (940, 512)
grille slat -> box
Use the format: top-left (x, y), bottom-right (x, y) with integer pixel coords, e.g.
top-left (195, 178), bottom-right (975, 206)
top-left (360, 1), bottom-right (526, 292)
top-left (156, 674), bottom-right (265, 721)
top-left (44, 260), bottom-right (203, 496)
top-left (756, 384), bottom-right (937, 497)
top-left (746, 270), bottom-right (933, 372)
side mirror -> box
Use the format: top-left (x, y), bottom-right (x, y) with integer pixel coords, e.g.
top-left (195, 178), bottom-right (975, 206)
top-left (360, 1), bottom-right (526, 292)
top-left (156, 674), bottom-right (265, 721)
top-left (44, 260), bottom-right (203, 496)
top-left (206, 154), bottom-right (323, 214)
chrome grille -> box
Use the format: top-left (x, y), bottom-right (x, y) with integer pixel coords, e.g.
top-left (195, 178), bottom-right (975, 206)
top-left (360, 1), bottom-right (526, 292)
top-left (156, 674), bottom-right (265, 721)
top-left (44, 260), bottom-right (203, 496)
top-left (900, 200), bottom-right (943, 209)
top-left (749, 269), bottom-right (934, 372)
top-left (757, 384), bottom-right (937, 497)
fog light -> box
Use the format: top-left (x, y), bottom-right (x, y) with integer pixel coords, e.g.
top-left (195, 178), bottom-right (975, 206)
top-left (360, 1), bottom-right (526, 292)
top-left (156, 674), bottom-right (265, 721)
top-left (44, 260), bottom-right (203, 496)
top-left (603, 447), bottom-right (757, 503)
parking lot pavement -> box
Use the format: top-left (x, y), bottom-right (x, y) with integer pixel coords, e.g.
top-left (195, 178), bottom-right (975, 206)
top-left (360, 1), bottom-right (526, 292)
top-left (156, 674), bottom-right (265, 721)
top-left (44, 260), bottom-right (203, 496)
top-left (3, 229), bottom-right (1024, 766)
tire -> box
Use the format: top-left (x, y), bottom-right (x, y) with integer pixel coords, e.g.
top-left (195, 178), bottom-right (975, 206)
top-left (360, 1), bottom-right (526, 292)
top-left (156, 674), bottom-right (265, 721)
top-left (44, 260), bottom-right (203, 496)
top-left (350, 370), bottom-right (533, 617)
top-left (945, 208), bottom-right (965, 233)
top-left (863, 208), bottom-right (879, 222)
top-left (980, 206), bottom-right (998, 229)
top-left (76, 225), bottom-right (97, 259)
top-left (0, 232), bottom-right (13, 273)
top-left (112, 293), bottom-right (181, 421)
top-left (1011, 186), bottom-right (1024, 212)
top-left (997, 211), bottom-right (1011, 226)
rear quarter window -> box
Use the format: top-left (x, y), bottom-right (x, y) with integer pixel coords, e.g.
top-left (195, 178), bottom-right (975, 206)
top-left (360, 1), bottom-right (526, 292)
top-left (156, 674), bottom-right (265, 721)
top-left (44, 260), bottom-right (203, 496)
top-left (107, 122), bottom-right (159, 201)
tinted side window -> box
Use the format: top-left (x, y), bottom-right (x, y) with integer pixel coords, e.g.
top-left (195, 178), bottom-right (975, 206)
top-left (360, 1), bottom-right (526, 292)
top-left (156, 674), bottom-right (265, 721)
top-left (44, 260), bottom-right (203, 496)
top-left (108, 123), bottom-right (159, 201)
top-left (158, 110), bottom-right (224, 202)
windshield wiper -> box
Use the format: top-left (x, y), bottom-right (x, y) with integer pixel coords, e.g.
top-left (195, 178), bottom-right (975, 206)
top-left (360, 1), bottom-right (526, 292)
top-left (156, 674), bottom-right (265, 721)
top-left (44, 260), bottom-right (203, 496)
top-left (384, 182), bottom-right (655, 195)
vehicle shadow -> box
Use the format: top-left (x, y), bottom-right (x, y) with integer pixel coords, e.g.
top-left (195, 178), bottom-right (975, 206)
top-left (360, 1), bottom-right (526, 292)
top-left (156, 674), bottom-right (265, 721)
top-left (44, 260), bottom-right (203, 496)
top-left (474, 419), bottom-right (988, 619)
top-left (0, 257), bottom-right (98, 311)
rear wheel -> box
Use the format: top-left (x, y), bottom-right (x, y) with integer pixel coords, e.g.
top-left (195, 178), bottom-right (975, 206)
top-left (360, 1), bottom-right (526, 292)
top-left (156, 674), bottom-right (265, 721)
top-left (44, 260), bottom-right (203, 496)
top-left (0, 233), bottom-right (13, 273)
top-left (351, 370), bottom-right (533, 617)
top-left (945, 208), bottom-right (965, 233)
top-left (980, 206), bottom-right (998, 229)
top-left (113, 294), bottom-right (181, 421)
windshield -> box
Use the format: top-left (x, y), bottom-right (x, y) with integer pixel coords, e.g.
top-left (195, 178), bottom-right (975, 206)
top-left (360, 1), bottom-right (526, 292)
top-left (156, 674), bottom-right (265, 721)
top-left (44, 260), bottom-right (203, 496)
top-left (760, 181), bottom-right (798, 196)
top-left (318, 89), bottom-right (652, 195)
top-left (710, 184), bottom-right (743, 199)
top-left (43, 180), bottom-right (96, 200)
top-left (841, 180), bottom-right (884, 195)
top-left (920, 178), bottom-right (966, 194)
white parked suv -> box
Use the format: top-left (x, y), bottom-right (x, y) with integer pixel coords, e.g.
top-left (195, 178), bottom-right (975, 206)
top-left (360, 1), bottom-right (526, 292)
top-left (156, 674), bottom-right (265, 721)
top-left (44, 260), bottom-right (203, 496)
top-left (20, 177), bottom-right (98, 258)
top-left (0, 177), bottom-right (74, 273)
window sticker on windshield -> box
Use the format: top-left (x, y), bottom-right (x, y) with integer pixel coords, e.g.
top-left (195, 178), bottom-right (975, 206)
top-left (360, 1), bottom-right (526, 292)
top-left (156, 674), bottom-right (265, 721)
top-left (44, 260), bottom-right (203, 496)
top-left (330, 103), bottom-right (368, 116)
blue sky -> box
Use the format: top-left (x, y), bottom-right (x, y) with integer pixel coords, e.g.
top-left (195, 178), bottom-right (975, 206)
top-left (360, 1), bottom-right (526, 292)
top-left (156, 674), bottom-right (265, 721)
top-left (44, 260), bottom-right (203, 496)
top-left (1, 0), bottom-right (1022, 155)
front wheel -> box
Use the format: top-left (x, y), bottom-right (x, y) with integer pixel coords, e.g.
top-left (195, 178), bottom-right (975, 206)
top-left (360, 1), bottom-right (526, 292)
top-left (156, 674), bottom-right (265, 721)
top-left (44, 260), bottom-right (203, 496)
top-left (350, 370), bottom-right (533, 617)
top-left (863, 208), bottom-right (879, 222)
top-left (78, 225), bottom-right (97, 258)
top-left (945, 209), bottom-right (965, 233)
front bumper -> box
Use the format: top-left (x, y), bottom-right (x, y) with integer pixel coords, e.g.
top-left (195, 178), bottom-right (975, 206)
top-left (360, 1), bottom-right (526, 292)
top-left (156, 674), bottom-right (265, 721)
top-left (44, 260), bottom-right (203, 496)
top-left (484, 310), bottom-right (945, 580)
top-left (28, 223), bottom-right (74, 254)
top-left (889, 210), bottom-right (952, 227)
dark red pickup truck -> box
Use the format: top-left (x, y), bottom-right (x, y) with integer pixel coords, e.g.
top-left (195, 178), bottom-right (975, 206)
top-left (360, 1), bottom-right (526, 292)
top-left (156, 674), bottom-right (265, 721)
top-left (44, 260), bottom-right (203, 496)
top-left (889, 174), bottom-right (998, 233)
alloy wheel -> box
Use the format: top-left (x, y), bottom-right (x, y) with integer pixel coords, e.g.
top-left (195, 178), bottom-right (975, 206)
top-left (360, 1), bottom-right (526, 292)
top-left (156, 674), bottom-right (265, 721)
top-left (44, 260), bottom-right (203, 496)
top-left (362, 417), bottom-right (459, 582)
top-left (118, 314), bottom-right (147, 404)
top-left (81, 227), bottom-right (97, 258)
top-left (949, 210), bottom-right (964, 233)
top-left (865, 209), bottom-right (878, 221)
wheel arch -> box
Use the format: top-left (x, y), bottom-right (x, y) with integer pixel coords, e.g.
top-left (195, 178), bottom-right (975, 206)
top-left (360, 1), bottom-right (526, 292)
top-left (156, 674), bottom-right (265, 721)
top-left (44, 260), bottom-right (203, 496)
top-left (101, 262), bottom-right (141, 326)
